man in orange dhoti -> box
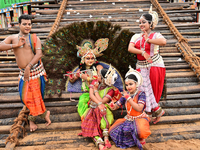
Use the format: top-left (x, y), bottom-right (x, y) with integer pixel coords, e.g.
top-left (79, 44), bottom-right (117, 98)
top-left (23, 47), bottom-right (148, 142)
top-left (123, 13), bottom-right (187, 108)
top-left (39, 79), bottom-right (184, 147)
top-left (0, 14), bottom-right (51, 132)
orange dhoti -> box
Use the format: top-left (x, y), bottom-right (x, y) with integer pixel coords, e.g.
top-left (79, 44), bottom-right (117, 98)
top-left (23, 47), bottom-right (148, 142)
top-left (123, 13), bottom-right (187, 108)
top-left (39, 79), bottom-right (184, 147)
top-left (18, 63), bottom-right (47, 117)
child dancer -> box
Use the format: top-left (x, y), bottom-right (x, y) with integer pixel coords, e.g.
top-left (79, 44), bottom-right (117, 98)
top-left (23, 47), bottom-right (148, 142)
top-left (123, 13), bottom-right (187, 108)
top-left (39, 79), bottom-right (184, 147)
top-left (109, 66), bottom-right (151, 150)
top-left (79, 66), bottom-right (119, 150)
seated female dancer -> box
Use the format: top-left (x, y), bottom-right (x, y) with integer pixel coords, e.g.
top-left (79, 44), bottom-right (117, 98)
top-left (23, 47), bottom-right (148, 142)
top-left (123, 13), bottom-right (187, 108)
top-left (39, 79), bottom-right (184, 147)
top-left (79, 66), bottom-right (119, 150)
top-left (68, 39), bottom-right (108, 117)
top-left (109, 66), bottom-right (151, 150)
top-left (128, 7), bottom-right (166, 124)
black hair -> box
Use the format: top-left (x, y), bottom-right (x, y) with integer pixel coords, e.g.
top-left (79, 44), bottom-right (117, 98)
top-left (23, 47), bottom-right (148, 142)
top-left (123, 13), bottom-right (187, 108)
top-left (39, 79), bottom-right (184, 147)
top-left (18, 14), bottom-right (32, 24)
top-left (79, 61), bottom-right (99, 71)
top-left (100, 68), bottom-right (108, 79)
top-left (125, 74), bottom-right (138, 82)
top-left (142, 13), bottom-right (153, 28)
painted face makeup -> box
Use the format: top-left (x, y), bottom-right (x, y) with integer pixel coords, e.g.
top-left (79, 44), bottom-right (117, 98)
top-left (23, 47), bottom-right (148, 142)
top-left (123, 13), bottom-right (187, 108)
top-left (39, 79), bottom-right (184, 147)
top-left (84, 53), bottom-right (95, 67)
top-left (125, 80), bottom-right (137, 94)
top-left (139, 16), bottom-right (150, 31)
top-left (19, 19), bottom-right (32, 34)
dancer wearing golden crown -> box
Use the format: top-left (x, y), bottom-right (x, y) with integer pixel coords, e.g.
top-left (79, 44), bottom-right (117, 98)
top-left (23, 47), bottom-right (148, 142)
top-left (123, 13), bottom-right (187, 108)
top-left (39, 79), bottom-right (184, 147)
top-left (66, 39), bottom-right (108, 117)
top-left (109, 66), bottom-right (151, 150)
top-left (79, 65), bottom-right (119, 150)
top-left (128, 6), bottom-right (166, 124)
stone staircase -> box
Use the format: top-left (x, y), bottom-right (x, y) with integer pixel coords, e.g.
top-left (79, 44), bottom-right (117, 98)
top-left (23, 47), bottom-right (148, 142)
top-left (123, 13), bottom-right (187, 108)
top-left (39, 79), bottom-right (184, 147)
top-left (1, 0), bottom-right (200, 149)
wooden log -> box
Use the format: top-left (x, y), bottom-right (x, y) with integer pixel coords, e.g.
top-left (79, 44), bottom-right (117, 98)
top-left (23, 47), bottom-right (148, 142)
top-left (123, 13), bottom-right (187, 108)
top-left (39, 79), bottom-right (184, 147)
top-left (166, 72), bottom-right (196, 78)
top-left (166, 82), bottom-right (198, 88)
top-left (166, 77), bottom-right (198, 83)
top-left (0, 87), bottom-right (18, 93)
top-left (0, 109), bottom-right (21, 119)
top-left (0, 125), bottom-right (11, 134)
top-left (165, 65), bottom-right (190, 69)
top-left (0, 100), bottom-right (78, 109)
top-left (167, 84), bottom-right (200, 94)
top-left (0, 64), bottom-right (17, 68)
top-left (0, 92), bottom-right (82, 103)
top-left (0, 106), bottom-right (77, 119)
top-left (167, 93), bottom-right (200, 100)
top-left (0, 56), bottom-right (15, 61)
top-left (0, 77), bottom-right (18, 82)
top-left (0, 68), bottom-right (19, 72)
top-left (159, 99), bottom-right (200, 108)
top-left (164, 108), bottom-right (200, 116)
top-left (0, 72), bottom-right (18, 77)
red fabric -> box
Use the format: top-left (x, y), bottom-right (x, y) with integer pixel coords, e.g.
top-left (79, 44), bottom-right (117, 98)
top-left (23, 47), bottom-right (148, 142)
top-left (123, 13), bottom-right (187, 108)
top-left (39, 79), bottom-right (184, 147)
top-left (152, 106), bottom-right (160, 112)
top-left (106, 88), bottom-right (115, 98)
top-left (134, 33), bottom-right (156, 60)
top-left (79, 108), bottom-right (103, 138)
top-left (149, 67), bottom-right (166, 103)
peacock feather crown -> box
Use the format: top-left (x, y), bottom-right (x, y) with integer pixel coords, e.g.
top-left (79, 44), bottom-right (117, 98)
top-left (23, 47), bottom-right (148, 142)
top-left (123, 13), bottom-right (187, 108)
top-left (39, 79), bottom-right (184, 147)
top-left (76, 38), bottom-right (109, 58)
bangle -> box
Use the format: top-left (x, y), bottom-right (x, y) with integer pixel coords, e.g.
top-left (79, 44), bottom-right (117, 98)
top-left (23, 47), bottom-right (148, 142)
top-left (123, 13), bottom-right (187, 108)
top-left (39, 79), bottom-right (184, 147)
top-left (98, 102), bottom-right (102, 106)
top-left (127, 97), bottom-right (131, 101)
top-left (94, 90), bottom-right (98, 94)
top-left (10, 44), bottom-right (13, 49)
top-left (146, 38), bottom-right (150, 43)
top-left (141, 51), bottom-right (146, 56)
top-left (28, 63), bottom-right (33, 68)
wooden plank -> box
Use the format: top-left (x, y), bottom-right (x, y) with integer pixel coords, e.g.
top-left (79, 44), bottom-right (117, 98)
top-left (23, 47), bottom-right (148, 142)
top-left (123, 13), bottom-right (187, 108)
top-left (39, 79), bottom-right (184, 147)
top-left (166, 72), bottom-right (196, 78)
top-left (0, 72), bottom-right (18, 77)
top-left (167, 84), bottom-right (200, 94)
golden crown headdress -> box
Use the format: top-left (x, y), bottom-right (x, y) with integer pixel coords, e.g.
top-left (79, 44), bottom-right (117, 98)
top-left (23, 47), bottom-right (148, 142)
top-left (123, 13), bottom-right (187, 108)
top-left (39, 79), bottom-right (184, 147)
top-left (149, 4), bottom-right (158, 29)
top-left (125, 65), bottom-right (143, 86)
top-left (76, 38), bottom-right (109, 58)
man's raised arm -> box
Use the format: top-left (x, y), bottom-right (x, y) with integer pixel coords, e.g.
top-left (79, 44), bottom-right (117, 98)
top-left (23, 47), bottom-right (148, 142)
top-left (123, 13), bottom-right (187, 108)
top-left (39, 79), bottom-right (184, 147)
top-left (0, 36), bottom-right (25, 51)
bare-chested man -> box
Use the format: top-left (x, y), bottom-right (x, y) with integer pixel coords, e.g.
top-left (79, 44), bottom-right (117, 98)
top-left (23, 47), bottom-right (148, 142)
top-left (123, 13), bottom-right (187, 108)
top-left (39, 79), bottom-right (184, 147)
top-left (0, 14), bottom-right (51, 132)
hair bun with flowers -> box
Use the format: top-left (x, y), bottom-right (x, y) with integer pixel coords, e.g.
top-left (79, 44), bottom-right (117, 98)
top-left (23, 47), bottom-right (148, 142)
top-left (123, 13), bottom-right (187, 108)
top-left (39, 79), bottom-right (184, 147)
top-left (125, 65), bottom-right (143, 87)
top-left (149, 4), bottom-right (158, 29)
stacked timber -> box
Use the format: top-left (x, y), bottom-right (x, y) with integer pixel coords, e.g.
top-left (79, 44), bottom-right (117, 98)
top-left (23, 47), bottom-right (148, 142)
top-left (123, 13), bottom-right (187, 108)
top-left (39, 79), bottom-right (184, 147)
top-left (1, 0), bottom-right (200, 149)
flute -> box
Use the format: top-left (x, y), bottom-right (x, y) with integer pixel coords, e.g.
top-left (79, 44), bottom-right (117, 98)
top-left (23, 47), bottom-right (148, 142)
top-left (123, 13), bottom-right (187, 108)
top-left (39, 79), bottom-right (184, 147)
top-left (63, 69), bottom-right (93, 78)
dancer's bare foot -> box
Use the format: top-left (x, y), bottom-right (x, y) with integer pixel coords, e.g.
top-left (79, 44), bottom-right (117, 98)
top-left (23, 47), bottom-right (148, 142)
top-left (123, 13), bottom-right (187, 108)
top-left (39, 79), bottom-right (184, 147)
top-left (99, 144), bottom-right (107, 150)
top-left (104, 137), bottom-right (111, 148)
top-left (45, 111), bottom-right (51, 126)
top-left (153, 110), bottom-right (165, 124)
top-left (140, 139), bottom-right (146, 145)
top-left (29, 121), bottom-right (38, 132)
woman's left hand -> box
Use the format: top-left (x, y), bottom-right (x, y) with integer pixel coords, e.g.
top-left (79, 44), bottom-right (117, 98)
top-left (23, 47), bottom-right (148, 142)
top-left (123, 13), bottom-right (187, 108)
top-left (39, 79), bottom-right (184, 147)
top-left (142, 30), bottom-right (148, 41)
top-left (144, 52), bottom-right (153, 63)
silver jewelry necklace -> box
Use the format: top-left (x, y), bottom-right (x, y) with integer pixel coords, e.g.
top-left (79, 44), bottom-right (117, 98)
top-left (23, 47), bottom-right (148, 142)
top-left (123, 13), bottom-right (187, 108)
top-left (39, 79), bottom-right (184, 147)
top-left (140, 31), bottom-right (153, 51)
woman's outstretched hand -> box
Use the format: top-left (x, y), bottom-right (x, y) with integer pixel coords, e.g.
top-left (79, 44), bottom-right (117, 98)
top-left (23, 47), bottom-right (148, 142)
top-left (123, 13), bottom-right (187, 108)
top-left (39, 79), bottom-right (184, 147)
top-left (143, 52), bottom-right (153, 63)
